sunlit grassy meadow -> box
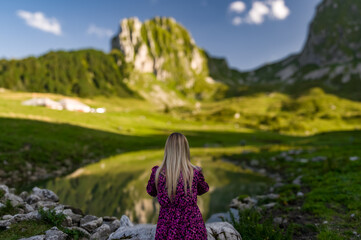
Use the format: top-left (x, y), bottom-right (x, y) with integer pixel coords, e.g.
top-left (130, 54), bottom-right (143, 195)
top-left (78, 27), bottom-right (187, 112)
top-left (1, 87), bottom-right (361, 238)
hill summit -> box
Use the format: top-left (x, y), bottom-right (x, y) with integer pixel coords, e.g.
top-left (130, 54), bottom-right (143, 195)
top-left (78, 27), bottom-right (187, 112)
top-left (110, 16), bottom-right (227, 105)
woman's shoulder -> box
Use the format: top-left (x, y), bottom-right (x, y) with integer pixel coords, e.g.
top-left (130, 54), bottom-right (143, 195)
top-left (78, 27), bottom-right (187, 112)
top-left (152, 165), bottom-right (166, 176)
top-left (193, 165), bottom-right (203, 174)
top-left (151, 165), bottom-right (159, 172)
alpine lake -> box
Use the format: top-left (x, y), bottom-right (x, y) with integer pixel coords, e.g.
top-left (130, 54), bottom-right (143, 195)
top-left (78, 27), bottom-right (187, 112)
top-left (35, 148), bottom-right (271, 224)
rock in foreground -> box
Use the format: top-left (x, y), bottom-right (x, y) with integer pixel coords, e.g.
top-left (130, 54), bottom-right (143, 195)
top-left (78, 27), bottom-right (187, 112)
top-left (108, 217), bottom-right (242, 240)
top-left (0, 184), bottom-right (242, 240)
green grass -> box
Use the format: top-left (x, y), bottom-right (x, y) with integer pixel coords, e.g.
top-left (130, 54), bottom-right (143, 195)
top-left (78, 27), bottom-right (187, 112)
top-left (0, 210), bottom-right (84, 240)
top-left (0, 220), bottom-right (52, 240)
top-left (187, 88), bottom-right (361, 135)
top-left (227, 207), bottom-right (294, 240)
top-left (0, 200), bottom-right (18, 217)
top-left (1, 88), bottom-right (361, 238)
top-left (225, 129), bottom-right (361, 238)
top-left (38, 207), bottom-right (86, 239)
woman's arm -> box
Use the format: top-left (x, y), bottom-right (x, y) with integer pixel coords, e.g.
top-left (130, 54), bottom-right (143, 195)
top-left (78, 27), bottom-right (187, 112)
top-left (197, 169), bottom-right (209, 195)
top-left (146, 166), bottom-right (158, 197)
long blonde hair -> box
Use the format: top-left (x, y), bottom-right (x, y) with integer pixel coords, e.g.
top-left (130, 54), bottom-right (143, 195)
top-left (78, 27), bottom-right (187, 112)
top-left (155, 132), bottom-right (196, 201)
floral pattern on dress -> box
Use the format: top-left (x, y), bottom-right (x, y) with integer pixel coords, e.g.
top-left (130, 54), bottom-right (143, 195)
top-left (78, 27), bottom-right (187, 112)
top-left (146, 165), bottom-right (209, 240)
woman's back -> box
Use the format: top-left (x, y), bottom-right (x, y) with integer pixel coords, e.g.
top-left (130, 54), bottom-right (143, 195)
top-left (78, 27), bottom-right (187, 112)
top-left (147, 165), bottom-right (209, 240)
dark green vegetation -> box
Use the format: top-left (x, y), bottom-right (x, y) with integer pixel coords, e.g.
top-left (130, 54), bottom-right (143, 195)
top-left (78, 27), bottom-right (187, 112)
top-left (0, 117), bottom-right (165, 182)
top-left (0, 200), bottom-right (18, 217)
top-left (228, 208), bottom-right (294, 240)
top-left (39, 207), bottom-right (85, 239)
top-left (0, 190), bottom-right (24, 218)
top-left (0, 220), bottom-right (52, 240)
top-left (0, 208), bottom-right (84, 240)
top-left (0, 49), bottom-right (134, 98)
top-left (225, 130), bottom-right (361, 239)
top-left (0, 191), bottom-right (52, 239)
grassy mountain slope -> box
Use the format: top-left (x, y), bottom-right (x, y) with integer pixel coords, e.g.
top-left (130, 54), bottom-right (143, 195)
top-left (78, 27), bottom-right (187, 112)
top-left (215, 0), bottom-right (361, 100)
top-left (0, 49), bottom-right (135, 98)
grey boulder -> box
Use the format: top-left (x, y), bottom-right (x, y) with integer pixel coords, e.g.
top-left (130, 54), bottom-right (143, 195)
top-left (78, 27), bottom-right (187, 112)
top-left (108, 222), bottom-right (241, 240)
top-left (4, 193), bottom-right (24, 207)
top-left (19, 235), bottom-right (45, 240)
top-left (91, 223), bottom-right (111, 240)
top-left (45, 226), bottom-right (68, 240)
top-left (104, 219), bottom-right (121, 232)
top-left (108, 224), bottom-right (155, 240)
top-left (207, 222), bottom-right (242, 240)
top-left (119, 214), bottom-right (133, 227)
top-left (32, 187), bottom-right (59, 202)
top-left (0, 184), bottom-right (9, 194)
top-left (80, 215), bottom-right (103, 233)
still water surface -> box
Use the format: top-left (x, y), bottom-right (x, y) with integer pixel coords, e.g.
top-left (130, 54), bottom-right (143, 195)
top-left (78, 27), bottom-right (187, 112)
top-left (40, 149), bottom-right (270, 223)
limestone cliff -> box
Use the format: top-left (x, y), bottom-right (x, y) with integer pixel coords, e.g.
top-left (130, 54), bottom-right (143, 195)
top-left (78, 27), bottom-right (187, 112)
top-left (111, 17), bottom-right (228, 106)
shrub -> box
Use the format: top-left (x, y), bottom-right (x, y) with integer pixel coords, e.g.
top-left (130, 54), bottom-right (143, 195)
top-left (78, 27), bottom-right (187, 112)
top-left (0, 200), bottom-right (18, 217)
top-left (38, 207), bottom-right (85, 239)
top-left (39, 207), bottom-right (66, 227)
top-left (237, 194), bottom-right (249, 201)
top-left (227, 207), bottom-right (294, 240)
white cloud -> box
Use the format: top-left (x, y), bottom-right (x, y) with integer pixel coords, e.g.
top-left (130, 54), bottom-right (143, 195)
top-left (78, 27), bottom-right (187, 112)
top-left (245, 1), bottom-right (270, 24)
top-left (17, 10), bottom-right (61, 35)
top-left (229, 1), bottom-right (246, 13)
top-left (268, 0), bottom-right (290, 20)
top-left (232, 16), bottom-right (242, 26)
top-left (229, 0), bottom-right (290, 26)
top-left (87, 24), bottom-right (114, 38)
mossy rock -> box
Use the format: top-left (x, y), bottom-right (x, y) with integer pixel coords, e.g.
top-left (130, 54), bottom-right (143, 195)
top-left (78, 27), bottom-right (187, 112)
top-left (237, 194), bottom-right (250, 201)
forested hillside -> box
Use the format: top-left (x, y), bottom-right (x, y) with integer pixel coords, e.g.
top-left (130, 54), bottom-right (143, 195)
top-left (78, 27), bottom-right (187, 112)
top-left (0, 49), bottom-right (135, 98)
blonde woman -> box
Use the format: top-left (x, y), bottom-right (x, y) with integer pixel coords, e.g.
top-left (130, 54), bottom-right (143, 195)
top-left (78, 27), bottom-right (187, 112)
top-left (146, 132), bottom-right (209, 239)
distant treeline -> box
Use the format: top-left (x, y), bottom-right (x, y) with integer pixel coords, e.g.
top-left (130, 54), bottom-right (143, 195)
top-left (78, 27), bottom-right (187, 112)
top-left (0, 49), bottom-right (134, 98)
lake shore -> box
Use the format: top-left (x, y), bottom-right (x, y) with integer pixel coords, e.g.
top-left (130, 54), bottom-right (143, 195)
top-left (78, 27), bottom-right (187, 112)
top-left (0, 184), bottom-right (242, 240)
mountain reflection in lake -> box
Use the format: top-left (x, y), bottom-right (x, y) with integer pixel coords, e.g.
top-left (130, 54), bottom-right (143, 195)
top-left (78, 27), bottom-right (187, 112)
top-left (41, 149), bottom-right (271, 224)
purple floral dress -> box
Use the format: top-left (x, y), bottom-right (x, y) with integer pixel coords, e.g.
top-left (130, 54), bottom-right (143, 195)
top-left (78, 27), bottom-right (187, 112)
top-left (146, 165), bottom-right (209, 240)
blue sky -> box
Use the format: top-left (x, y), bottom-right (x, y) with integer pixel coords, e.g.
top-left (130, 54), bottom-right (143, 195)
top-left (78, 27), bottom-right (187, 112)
top-left (0, 0), bottom-right (322, 71)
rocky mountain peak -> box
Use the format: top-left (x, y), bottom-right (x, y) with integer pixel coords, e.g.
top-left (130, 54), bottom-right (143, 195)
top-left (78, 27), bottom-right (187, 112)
top-left (111, 17), bottom-right (143, 63)
top-left (111, 16), bottom-right (205, 79)
top-left (111, 17), bottom-right (227, 102)
top-left (298, 0), bottom-right (361, 66)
